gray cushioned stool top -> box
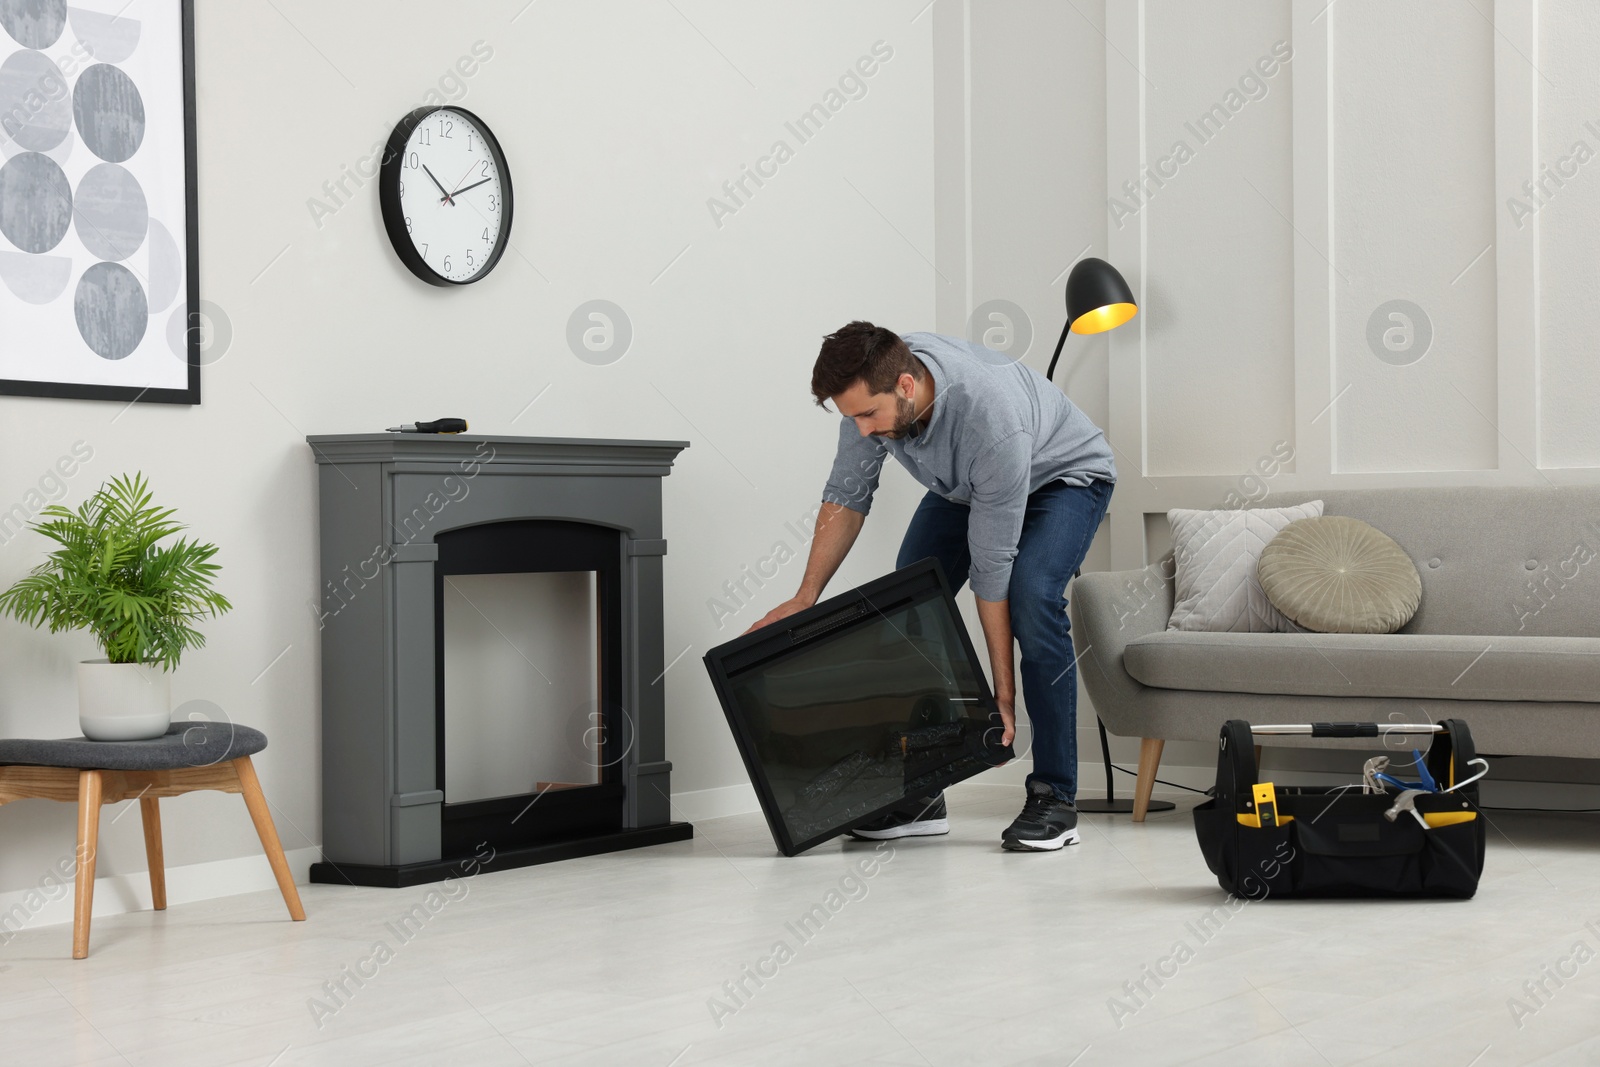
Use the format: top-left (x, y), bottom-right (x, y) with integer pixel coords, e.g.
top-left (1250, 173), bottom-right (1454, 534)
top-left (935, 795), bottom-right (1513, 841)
top-left (0, 722), bottom-right (266, 771)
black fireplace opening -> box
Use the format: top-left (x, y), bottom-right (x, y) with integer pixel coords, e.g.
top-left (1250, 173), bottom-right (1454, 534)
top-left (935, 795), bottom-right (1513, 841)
top-left (434, 519), bottom-right (628, 857)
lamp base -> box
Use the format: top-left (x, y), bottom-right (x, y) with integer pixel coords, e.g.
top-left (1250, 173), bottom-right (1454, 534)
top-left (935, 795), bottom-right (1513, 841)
top-left (1076, 798), bottom-right (1177, 814)
top-left (1076, 711), bottom-right (1179, 816)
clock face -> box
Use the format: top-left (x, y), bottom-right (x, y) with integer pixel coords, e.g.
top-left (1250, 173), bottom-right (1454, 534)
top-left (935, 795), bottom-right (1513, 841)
top-left (380, 106), bottom-right (513, 286)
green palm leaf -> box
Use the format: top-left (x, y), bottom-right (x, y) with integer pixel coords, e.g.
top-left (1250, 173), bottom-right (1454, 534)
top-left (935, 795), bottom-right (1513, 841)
top-left (0, 472), bottom-right (232, 671)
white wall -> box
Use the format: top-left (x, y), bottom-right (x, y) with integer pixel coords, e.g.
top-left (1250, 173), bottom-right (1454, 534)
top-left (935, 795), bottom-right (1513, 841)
top-left (1096, 0), bottom-right (1600, 553)
top-left (0, 0), bottom-right (941, 904)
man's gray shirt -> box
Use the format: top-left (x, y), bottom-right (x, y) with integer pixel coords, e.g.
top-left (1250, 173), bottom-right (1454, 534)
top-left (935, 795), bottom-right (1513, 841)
top-left (821, 331), bottom-right (1116, 601)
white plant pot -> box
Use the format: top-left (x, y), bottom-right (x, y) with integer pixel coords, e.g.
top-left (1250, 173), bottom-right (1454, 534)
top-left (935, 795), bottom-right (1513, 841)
top-left (77, 660), bottom-right (172, 741)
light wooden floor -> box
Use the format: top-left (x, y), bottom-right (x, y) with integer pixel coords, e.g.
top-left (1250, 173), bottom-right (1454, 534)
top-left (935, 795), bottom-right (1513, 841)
top-left (3, 781), bottom-right (1598, 1066)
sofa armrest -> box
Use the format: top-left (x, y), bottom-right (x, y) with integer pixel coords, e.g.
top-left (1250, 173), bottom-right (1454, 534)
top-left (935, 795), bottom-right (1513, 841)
top-left (1068, 560), bottom-right (1174, 736)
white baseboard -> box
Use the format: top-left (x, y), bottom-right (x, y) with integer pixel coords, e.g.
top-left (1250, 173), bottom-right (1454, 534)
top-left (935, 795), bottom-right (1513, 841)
top-left (665, 758), bottom-right (1176, 823)
top-left (671, 758), bottom-right (1600, 818)
top-left (0, 846), bottom-right (321, 937)
top-left (9, 762), bottom-right (1591, 935)
top-left (667, 782), bottom-right (761, 822)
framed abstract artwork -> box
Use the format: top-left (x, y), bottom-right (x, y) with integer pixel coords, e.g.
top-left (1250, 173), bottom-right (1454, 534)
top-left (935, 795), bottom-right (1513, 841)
top-left (0, 0), bottom-right (199, 404)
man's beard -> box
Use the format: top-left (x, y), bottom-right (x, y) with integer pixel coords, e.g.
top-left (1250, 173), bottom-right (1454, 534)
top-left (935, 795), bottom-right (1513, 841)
top-left (872, 395), bottom-right (919, 439)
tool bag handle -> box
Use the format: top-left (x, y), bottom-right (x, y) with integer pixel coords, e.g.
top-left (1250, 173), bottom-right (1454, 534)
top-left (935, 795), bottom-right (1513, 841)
top-left (1214, 720), bottom-right (1258, 812)
top-left (1213, 718), bottom-right (1480, 810)
top-left (1250, 722), bottom-right (1443, 737)
top-left (1425, 718), bottom-right (1479, 793)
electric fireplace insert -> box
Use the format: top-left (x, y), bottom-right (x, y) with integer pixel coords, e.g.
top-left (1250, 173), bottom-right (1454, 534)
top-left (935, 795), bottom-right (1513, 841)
top-left (703, 558), bottom-right (1013, 856)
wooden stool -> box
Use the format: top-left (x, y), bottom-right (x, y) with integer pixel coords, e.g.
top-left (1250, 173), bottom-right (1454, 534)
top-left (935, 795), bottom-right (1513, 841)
top-left (0, 721), bottom-right (306, 958)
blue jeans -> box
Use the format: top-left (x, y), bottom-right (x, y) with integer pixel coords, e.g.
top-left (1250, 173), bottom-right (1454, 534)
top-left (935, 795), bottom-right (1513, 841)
top-left (897, 477), bottom-right (1113, 803)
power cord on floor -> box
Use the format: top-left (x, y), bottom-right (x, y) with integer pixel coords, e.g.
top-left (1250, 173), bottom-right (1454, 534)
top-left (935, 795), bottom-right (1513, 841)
top-left (1468, 753), bottom-right (1600, 813)
top-left (1108, 763), bottom-right (1211, 795)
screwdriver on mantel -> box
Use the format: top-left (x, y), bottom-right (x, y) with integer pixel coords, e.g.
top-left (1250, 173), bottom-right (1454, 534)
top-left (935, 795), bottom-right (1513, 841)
top-left (385, 419), bottom-right (469, 433)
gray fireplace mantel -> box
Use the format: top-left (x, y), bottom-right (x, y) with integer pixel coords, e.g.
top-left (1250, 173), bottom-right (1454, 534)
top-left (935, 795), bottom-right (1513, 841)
top-left (306, 433), bottom-right (691, 886)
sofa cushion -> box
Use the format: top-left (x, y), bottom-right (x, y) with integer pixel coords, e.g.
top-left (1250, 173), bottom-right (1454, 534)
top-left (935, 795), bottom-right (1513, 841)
top-left (1166, 501), bottom-right (1324, 633)
top-left (1258, 516), bottom-right (1421, 634)
top-left (1123, 630), bottom-right (1600, 704)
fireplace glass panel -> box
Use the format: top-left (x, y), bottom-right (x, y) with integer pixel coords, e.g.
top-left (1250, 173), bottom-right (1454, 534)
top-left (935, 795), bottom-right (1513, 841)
top-left (441, 570), bottom-right (601, 804)
top-left (725, 591), bottom-right (990, 843)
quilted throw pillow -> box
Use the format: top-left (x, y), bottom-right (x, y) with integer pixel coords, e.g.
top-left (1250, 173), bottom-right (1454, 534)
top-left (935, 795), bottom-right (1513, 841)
top-left (1166, 501), bottom-right (1325, 632)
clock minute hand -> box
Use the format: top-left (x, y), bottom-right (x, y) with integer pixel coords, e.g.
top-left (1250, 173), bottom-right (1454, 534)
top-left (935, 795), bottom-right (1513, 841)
top-left (444, 177), bottom-right (493, 201)
top-left (421, 164), bottom-right (454, 206)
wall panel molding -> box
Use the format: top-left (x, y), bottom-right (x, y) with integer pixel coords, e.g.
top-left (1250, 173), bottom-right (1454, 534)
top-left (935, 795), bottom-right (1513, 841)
top-left (1103, 0), bottom-right (1598, 571)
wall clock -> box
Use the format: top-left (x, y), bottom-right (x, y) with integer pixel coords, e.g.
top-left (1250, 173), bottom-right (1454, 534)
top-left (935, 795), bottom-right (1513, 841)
top-left (379, 106), bottom-right (512, 286)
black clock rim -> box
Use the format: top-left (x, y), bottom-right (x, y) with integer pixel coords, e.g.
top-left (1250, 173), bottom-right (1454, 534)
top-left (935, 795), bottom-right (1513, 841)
top-left (379, 105), bottom-right (514, 288)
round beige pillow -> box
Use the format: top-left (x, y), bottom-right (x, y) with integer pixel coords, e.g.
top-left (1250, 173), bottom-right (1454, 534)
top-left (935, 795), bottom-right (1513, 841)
top-left (1258, 516), bottom-right (1421, 634)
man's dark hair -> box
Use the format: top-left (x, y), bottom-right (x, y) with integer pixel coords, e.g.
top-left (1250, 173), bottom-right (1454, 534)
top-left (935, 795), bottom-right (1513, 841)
top-left (810, 321), bottom-right (923, 409)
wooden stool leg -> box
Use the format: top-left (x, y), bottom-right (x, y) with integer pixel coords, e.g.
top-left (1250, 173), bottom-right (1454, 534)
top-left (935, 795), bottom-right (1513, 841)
top-left (233, 757), bottom-right (305, 922)
top-left (73, 770), bottom-right (104, 959)
top-left (1132, 738), bottom-right (1164, 823)
top-left (140, 796), bottom-right (167, 911)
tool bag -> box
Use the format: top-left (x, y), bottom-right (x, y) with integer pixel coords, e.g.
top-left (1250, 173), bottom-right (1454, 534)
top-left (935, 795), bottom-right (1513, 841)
top-left (1192, 719), bottom-right (1487, 899)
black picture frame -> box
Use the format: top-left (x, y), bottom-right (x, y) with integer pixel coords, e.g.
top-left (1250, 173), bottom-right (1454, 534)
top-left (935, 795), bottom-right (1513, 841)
top-left (702, 558), bottom-right (1014, 856)
top-left (378, 105), bottom-right (514, 287)
top-left (0, 0), bottom-right (201, 405)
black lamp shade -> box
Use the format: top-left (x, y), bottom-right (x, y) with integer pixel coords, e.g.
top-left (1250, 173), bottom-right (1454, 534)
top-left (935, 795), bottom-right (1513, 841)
top-left (1065, 257), bottom-right (1137, 335)
top-left (1045, 257), bottom-right (1137, 381)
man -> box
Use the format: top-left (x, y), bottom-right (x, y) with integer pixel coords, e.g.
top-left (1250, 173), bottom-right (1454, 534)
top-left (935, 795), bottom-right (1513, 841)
top-left (746, 321), bottom-right (1115, 851)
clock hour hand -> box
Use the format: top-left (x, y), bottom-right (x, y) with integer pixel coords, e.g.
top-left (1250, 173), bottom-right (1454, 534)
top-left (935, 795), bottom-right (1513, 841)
top-left (443, 177), bottom-right (493, 201)
top-left (421, 164), bottom-right (454, 206)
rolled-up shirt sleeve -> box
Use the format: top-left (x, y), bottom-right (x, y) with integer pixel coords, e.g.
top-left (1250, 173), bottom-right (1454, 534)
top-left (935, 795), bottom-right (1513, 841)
top-left (821, 416), bottom-right (888, 515)
top-left (965, 430), bottom-right (1032, 601)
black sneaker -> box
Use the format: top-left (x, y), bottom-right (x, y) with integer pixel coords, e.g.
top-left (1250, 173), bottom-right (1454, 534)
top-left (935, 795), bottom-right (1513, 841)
top-left (847, 793), bottom-right (949, 840)
top-left (1001, 780), bottom-right (1080, 851)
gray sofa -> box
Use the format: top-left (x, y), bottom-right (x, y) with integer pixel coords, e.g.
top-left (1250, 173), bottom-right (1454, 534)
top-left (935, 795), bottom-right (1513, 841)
top-left (1069, 486), bottom-right (1600, 819)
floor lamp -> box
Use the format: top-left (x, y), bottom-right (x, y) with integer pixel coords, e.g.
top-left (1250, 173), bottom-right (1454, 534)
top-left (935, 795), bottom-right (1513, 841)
top-left (1045, 257), bottom-right (1176, 815)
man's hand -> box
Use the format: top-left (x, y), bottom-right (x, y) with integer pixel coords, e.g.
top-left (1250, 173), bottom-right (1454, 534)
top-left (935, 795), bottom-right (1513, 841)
top-left (744, 595), bottom-right (815, 635)
top-left (742, 503), bottom-right (865, 635)
top-left (974, 596), bottom-right (1017, 746)
top-left (994, 685), bottom-right (1016, 747)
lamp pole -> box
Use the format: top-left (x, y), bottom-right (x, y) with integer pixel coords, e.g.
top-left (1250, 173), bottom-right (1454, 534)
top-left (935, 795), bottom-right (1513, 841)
top-left (1043, 258), bottom-right (1176, 815)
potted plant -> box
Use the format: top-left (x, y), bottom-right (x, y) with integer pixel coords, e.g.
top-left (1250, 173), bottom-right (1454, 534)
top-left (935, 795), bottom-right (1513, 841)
top-left (0, 473), bottom-right (232, 740)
